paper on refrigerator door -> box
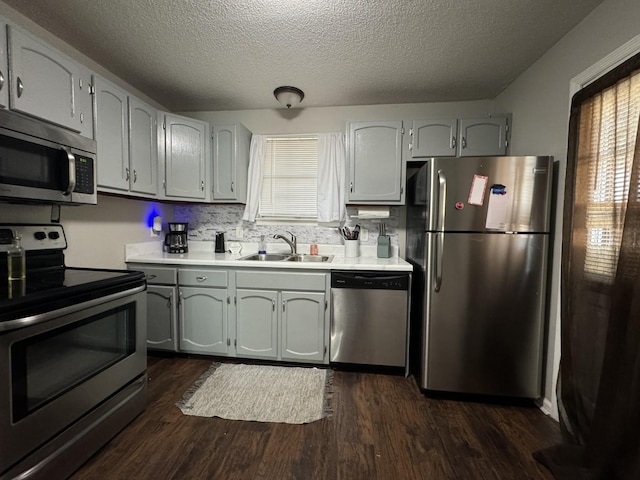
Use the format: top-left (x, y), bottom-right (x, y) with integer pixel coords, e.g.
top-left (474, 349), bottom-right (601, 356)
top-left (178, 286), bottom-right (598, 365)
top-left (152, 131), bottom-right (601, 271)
top-left (468, 175), bottom-right (488, 206)
top-left (485, 185), bottom-right (509, 230)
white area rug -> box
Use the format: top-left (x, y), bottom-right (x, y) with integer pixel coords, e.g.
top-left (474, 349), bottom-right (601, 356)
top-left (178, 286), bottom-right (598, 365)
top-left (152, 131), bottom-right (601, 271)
top-left (176, 363), bottom-right (333, 424)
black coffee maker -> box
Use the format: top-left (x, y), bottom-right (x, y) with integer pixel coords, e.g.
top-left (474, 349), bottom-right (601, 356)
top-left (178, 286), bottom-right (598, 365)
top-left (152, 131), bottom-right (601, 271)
top-left (164, 222), bottom-right (188, 253)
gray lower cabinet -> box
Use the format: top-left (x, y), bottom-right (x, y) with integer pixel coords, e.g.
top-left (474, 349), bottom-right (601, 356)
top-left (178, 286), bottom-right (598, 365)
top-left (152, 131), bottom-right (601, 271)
top-left (178, 269), bottom-right (230, 355)
top-left (147, 285), bottom-right (178, 351)
top-left (235, 289), bottom-right (278, 359)
top-left (235, 270), bottom-right (329, 364)
top-left (128, 265), bottom-right (178, 352)
top-left (280, 291), bottom-right (326, 362)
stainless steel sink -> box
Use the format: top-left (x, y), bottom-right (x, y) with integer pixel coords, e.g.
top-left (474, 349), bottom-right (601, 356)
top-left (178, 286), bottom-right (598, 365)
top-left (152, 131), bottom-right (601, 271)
top-left (238, 253), bottom-right (292, 261)
top-left (237, 253), bottom-right (333, 263)
top-left (285, 254), bottom-right (334, 263)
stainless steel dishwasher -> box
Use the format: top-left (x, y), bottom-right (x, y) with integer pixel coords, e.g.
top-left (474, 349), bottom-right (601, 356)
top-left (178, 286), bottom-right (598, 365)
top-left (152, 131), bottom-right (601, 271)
top-left (330, 271), bottom-right (410, 371)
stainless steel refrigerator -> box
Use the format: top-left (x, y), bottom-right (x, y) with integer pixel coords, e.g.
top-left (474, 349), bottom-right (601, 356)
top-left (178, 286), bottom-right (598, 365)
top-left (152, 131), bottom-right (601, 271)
top-left (406, 156), bottom-right (552, 399)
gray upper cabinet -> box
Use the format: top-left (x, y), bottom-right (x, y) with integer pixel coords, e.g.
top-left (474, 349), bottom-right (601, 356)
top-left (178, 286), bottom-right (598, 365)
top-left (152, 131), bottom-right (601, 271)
top-left (94, 77), bottom-right (129, 192)
top-left (162, 114), bottom-right (209, 201)
top-left (94, 76), bottom-right (157, 196)
top-left (409, 116), bottom-right (510, 159)
top-left (212, 123), bottom-right (251, 203)
top-left (410, 119), bottom-right (458, 157)
top-left (128, 97), bottom-right (157, 195)
top-left (347, 121), bottom-right (405, 204)
top-left (7, 26), bottom-right (93, 138)
top-left (457, 116), bottom-right (509, 157)
top-left (0, 20), bottom-right (7, 109)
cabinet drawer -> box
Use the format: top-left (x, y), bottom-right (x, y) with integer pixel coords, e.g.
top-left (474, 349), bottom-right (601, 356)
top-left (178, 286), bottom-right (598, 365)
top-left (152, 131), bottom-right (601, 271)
top-left (236, 271), bottom-right (326, 291)
top-left (179, 269), bottom-right (228, 287)
top-left (129, 265), bottom-right (177, 285)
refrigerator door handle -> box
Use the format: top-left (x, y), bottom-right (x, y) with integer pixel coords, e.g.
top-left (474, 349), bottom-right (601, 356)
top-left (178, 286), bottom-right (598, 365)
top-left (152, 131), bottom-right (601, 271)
top-left (437, 169), bottom-right (447, 231)
top-left (434, 232), bottom-right (444, 292)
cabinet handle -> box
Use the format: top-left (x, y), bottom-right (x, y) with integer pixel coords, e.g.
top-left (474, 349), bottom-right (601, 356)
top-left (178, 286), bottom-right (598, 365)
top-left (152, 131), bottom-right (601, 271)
top-left (126, 168), bottom-right (130, 181)
top-left (282, 300), bottom-right (286, 312)
top-left (196, 276), bottom-right (208, 282)
top-left (451, 135), bottom-right (456, 149)
top-left (231, 181), bottom-right (234, 192)
top-left (0, 71), bottom-right (4, 91)
top-left (461, 136), bottom-right (467, 149)
top-left (350, 182), bottom-right (353, 193)
top-left (201, 180), bottom-right (205, 191)
top-left (133, 169), bottom-right (137, 183)
top-left (167, 294), bottom-right (172, 308)
top-left (272, 299), bottom-right (275, 311)
top-left (17, 77), bottom-right (23, 98)
top-left (146, 274), bottom-right (157, 280)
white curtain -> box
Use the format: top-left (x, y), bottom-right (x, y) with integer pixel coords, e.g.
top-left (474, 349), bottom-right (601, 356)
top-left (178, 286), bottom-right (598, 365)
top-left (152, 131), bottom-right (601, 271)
top-left (242, 134), bottom-right (267, 222)
top-left (317, 132), bottom-right (346, 223)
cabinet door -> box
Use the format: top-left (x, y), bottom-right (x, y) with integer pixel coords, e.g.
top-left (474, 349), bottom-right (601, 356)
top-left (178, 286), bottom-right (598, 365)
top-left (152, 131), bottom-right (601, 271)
top-left (129, 97), bottom-right (157, 195)
top-left (348, 121), bottom-right (405, 203)
top-left (147, 285), bottom-right (177, 352)
top-left (411, 119), bottom-right (457, 158)
top-left (281, 291), bottom-right (326, 363)
top-left (164, 114), bottom-right (207, 200)
top-left (179, 286), bottom-right (229, 354)
top-left (0, 20), bottom-right (7, 109)
top-left (94, 76), bottom-right (129, 192)
top-left (212, 124), bottom-right (237, 201)
top-left (7, 26), bottom-right (92, 136)
top-left (458, 116), bottom-right (508, 157)
top-left (236, 289), bottom-right (278, 359)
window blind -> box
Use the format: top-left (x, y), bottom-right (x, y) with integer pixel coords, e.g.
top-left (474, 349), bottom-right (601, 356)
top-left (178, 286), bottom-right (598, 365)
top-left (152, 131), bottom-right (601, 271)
top-left (259, 136), bottom-right (318, 219)
top-left (580, 69), bottom-right (640, 281)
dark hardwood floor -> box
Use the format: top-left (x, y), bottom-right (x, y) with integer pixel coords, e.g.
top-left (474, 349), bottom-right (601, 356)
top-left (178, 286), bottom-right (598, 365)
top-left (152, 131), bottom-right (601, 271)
top-left (71, 355), bottom-right (560, 480)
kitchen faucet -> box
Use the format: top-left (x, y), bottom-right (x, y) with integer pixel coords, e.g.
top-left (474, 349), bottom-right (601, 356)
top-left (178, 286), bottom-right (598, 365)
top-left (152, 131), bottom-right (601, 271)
top-left (273, 231), bottom-right (297, 254)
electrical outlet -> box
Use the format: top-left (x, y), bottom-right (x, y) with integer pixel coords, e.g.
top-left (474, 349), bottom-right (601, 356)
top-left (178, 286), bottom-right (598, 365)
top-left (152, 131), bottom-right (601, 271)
top-left (361, 227), bottom-right (368, 241)
top-left (235, 226), bottom-right (243, 239)
top-left (150, 227), bottom-right (159, 238)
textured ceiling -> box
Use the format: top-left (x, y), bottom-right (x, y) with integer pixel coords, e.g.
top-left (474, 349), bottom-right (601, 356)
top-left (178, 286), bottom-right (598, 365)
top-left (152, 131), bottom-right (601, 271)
top-left (3, 0), bottom-right (604, 111)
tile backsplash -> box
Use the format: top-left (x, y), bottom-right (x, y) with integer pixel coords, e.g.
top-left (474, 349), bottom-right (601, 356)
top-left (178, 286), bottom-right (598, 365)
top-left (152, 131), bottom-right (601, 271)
top-left (174, 205), bottom-right (400, 246)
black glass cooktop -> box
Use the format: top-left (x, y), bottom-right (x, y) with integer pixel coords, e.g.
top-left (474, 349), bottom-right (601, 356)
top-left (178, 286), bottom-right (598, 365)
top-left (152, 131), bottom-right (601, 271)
top-left (0, 267), bottom-right (146, 324)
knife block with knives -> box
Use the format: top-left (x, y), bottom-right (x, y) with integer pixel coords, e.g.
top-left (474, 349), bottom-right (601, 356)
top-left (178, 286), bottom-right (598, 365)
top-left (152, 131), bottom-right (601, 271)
top-left (377, 223), bottom-right (391, 258)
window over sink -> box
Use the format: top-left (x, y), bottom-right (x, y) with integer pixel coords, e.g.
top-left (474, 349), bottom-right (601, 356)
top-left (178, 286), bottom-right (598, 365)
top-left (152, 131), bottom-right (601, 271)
top-left (258, 135), bottom-right (319, 222)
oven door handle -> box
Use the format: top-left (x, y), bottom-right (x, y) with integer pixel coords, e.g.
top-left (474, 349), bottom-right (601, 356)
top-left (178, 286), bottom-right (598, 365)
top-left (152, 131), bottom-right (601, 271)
top-left (0, 284), bottom-right (146, 332)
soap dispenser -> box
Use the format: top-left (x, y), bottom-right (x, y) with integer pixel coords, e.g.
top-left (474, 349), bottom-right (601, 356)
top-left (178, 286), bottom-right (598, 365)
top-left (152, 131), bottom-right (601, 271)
top-left (258, 235), bottom-right (266, 254)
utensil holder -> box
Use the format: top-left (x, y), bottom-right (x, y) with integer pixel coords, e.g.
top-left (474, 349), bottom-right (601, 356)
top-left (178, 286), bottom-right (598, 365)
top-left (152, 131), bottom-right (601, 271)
top-left (344, 239), bottom-right (359, 258)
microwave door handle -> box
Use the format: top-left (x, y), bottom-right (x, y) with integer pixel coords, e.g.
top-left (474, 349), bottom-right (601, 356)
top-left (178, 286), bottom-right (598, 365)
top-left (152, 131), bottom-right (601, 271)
top-left (62, 147), bottom-right (76, 196)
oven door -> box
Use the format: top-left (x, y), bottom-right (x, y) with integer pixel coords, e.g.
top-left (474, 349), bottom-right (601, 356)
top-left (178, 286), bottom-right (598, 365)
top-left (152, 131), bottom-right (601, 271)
top-left (0, 287), bottom-right (146, 475)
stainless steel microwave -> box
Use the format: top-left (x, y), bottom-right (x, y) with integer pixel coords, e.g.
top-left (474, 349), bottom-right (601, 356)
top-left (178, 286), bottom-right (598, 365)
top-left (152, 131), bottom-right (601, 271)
top-left (0, 109), bottom-right (97, 205)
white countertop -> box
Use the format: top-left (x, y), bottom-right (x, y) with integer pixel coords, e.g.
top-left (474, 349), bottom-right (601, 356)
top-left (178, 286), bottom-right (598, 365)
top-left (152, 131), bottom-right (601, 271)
top-left (125, 241), bottom-right (413, 272)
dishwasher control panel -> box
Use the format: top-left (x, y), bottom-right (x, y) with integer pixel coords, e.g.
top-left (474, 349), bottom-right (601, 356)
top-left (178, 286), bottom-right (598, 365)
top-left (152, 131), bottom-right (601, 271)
top-left (331, 271), bottom-right (409, 290)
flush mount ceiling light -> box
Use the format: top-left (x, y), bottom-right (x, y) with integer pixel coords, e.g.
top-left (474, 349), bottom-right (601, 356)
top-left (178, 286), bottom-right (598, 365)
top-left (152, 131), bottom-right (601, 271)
top-left (274, 86), bottom-right (305, 109)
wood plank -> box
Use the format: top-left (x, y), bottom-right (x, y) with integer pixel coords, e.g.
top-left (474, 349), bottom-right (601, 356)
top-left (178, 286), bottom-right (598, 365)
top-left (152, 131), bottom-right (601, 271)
top-left (70, 356), bottom-right (560, 480)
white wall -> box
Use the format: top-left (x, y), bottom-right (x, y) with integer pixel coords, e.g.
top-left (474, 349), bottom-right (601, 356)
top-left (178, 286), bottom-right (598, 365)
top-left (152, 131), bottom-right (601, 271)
top-left (0, 197), bottom-right (172, 269)
top-left (178, 100), bottom-right (497, 134)
top-left (493, 0), bottom-right (640, 418)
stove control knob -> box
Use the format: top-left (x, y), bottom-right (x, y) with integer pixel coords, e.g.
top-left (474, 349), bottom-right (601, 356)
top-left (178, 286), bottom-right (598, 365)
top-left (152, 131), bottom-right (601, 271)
top-left (48, 231), bottom-right (60, 240)
top-left (34, 231), bottom-right (46, 240)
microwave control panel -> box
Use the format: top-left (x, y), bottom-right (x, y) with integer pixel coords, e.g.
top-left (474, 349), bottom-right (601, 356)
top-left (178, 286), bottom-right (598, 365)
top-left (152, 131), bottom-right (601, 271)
top-left (74, 156), bottom-right (95, 194)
